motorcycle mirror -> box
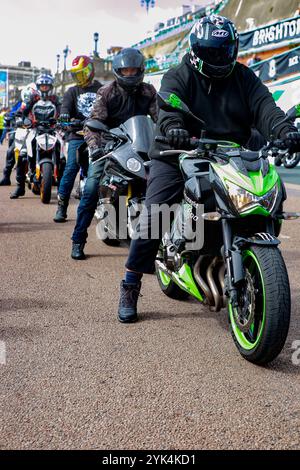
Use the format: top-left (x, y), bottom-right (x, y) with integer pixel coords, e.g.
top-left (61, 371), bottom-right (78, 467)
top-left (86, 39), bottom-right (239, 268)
top-left (157, 92), bottom-right (205, 126)
top-left (16, 119), bottom-right (23, 128)
top-left (157, 92), bottom-right (190, 114)
top-left (271, 103), bottom-right (300, 134)
top-left (23, 118), bottom-right (32, 127)
top-left (286, 104), bottom-right (300, 120)
top-left (85, 119), bottom-right (109, 133)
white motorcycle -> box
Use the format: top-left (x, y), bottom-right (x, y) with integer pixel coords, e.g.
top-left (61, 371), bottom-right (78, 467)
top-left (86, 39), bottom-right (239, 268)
top-left (24, 100), bottom-right (65, 204)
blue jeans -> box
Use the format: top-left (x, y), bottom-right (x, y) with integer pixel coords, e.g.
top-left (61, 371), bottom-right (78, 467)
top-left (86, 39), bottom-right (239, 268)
top-left (71, 158), bottom-right (105, 244)
top-left (58, 139), bottom-right (84, 199)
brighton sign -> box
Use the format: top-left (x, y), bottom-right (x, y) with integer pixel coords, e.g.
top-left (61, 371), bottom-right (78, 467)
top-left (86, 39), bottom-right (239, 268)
top-left (239, 16), bottom-right (300, 52)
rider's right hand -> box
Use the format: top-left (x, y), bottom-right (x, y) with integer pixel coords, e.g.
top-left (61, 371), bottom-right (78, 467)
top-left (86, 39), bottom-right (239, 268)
top-left (166, 128), bottom-right (190, 148)
top-left (59, 113), bottom-right (70, 123)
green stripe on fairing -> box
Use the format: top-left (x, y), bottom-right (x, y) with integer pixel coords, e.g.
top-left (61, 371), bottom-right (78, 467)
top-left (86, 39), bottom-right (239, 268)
top-left (158, 269), bottom-right (171, 287)
top-left (212, 162), bottom-right (279, 196)
top-left (173, 263), bottom-right (203, 301)
top-left (229, 250), bottom-right (266, 351)
top-left (239, 206), bottom-right (271, 217)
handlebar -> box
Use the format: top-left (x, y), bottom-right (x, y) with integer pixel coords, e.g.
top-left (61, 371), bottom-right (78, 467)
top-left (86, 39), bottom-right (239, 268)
top-left (59, 119), bottom-right (84, 128)
top-left (155, 136), bottom-right (200, 147)
top-left (155, 135), bottom-right (292, 160)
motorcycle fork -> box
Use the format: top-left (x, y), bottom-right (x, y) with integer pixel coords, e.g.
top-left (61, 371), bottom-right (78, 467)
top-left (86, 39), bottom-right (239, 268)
top-left (222, 219), bottom-right (244, 308)
top-left (126, 182), bottom-right (132, 206)
top-left (35, 147), bottom-right (41, 181)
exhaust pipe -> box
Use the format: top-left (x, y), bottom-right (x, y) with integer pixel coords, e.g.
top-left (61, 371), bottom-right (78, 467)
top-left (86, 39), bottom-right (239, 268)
top-left (193, 256), bottom-right (214, 306)
top-left (207, 257), bottom-right (222, 312)
top-left (218, 263), bottom-right (226, 308)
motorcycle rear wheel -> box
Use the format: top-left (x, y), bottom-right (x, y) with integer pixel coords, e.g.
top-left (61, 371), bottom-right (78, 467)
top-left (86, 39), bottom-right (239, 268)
top-left (229, 245), bottom-right (290, 365)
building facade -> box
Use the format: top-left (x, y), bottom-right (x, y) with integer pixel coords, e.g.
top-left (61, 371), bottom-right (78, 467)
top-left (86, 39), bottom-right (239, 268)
top-left (0, 62), bottom-right (51, 107)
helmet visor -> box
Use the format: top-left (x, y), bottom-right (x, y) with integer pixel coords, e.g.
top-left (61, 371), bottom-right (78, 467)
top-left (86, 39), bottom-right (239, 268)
top-left (191, 37), bottom-right (237, 66)
top-left (113, 50), bottom-right (145, 70)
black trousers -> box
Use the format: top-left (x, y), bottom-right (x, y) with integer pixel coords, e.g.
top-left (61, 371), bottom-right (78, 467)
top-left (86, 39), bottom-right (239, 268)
top-left (126, 159), bottom-right (184, 274)
top-left (2, 138), bottom-right (15, 179)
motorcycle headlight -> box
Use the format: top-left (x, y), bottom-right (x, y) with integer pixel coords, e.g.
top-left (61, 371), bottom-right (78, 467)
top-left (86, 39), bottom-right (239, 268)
top-left (225, 181), bottom-right (278, 214)
top-left (126, 158), bottom-right (142, 173)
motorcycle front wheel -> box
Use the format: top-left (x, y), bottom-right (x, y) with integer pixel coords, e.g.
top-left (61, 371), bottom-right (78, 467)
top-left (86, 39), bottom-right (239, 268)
top-left (95, 201), bottom-right (120, 246)
top-left (229, 245), bottom-right (290, 365)
top-left (40, 162), bottom-right (52, 204)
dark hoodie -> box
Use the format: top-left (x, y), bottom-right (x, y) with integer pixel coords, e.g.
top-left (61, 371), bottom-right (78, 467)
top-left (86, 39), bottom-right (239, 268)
top-left (150, 53), bottom-right (296, 160)
top-left (60, 80), bottom-right (102, 141)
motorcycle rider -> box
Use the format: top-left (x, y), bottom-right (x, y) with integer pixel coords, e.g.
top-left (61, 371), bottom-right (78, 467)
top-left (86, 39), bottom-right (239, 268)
top-left (0, 99), bottom-right (23, 186)
top-left (53, 55), bottom-right (102, 222)
top-left (117, 14), bottom-right (300, 323)
top-left (70, 47), bottom-right (158, 260)
top-left (10, 74), bottom-right (60, 199)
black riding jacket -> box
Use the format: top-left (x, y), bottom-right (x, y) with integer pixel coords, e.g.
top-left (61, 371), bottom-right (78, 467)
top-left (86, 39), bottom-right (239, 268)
top-left (151, 53), bottom-right (296, 160)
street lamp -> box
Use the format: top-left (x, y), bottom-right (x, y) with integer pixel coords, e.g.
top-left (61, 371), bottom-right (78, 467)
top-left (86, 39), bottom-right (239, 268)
top-left (94, 32), bottom-right (99, 57)
top-left (63, 45), bottom-right (69, 71)
top-left (56, 54), bottom-right (60, 74)
top-left (140, 0), bottom-right (155, 12)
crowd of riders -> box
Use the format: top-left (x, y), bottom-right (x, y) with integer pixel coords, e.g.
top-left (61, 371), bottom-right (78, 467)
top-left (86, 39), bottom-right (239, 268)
top-left (1, 14), bottom-right (300, 326)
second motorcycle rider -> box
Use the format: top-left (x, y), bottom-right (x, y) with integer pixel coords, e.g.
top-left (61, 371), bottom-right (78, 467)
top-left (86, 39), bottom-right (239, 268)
top-left (70, 47), bottom-right (158, 260)
top-left (54, 55), bottom-right (102, 222)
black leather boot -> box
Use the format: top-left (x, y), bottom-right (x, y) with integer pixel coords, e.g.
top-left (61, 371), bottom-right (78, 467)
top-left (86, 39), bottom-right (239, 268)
top-left (0, 176), bottom-right (11, 186)
top-left (10, 184), bottom-right (25, 199)
top-left (118, 280), bottom-right (141, 323)
top-left (71, 242), bottom-right (86, 260)
top-left (53, 195), bottom-right (69, 223)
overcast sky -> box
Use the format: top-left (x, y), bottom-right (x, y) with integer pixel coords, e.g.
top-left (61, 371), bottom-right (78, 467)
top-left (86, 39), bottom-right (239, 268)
top-left (0, 0), bottom-right (208, 73)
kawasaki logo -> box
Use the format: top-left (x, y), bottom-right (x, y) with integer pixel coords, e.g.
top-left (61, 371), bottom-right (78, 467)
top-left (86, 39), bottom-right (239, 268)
top-left (212, 30), bottom-right (229, 38)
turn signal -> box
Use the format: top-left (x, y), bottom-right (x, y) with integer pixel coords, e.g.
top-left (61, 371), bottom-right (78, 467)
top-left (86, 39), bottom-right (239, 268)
top-left (202, 212), bottom-right (222, 221)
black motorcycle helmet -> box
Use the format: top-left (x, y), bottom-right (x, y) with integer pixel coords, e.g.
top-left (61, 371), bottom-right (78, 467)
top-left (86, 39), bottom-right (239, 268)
top-left (112, 48), bottom-right (145, 91)
top-left (189, 15), bottom-right (239, 79)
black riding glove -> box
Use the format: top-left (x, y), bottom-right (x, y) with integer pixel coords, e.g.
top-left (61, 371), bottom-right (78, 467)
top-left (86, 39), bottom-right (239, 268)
top-left (285, 132), bottom-right (300, 154)
top-left (166, 128), bottom-right (190, 149)
top-left (59, 113), bottom-right (70, 123)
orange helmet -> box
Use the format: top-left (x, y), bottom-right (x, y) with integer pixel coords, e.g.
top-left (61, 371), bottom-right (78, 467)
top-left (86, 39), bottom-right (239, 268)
top-left (70, 55), bottom-right (95, 87)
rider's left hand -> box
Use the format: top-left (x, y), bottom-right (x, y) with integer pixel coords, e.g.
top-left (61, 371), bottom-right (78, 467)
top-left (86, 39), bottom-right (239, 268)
top-left (285, 132), bottom-right (300, 154)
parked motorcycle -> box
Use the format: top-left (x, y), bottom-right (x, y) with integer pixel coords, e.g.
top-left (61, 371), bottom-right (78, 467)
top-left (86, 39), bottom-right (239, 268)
top-left (25, 118), bottom-right (64, 204)
top-left (154, 92), bottom-right (300, 365)
top-left (14, 117), bottom-right (32, 170)
top-left (85, 115), bottom-right (155, 245)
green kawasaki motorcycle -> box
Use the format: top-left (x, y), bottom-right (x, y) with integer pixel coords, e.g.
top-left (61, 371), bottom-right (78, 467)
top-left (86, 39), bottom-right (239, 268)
top-left (155, 92), bottom-right (300, 365)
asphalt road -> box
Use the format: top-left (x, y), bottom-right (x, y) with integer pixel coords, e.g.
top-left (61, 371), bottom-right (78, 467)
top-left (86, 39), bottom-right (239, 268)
top-left (277, 166), bottom-right (300, 186)
top-left (0, 145), bottom-right (300, 450)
